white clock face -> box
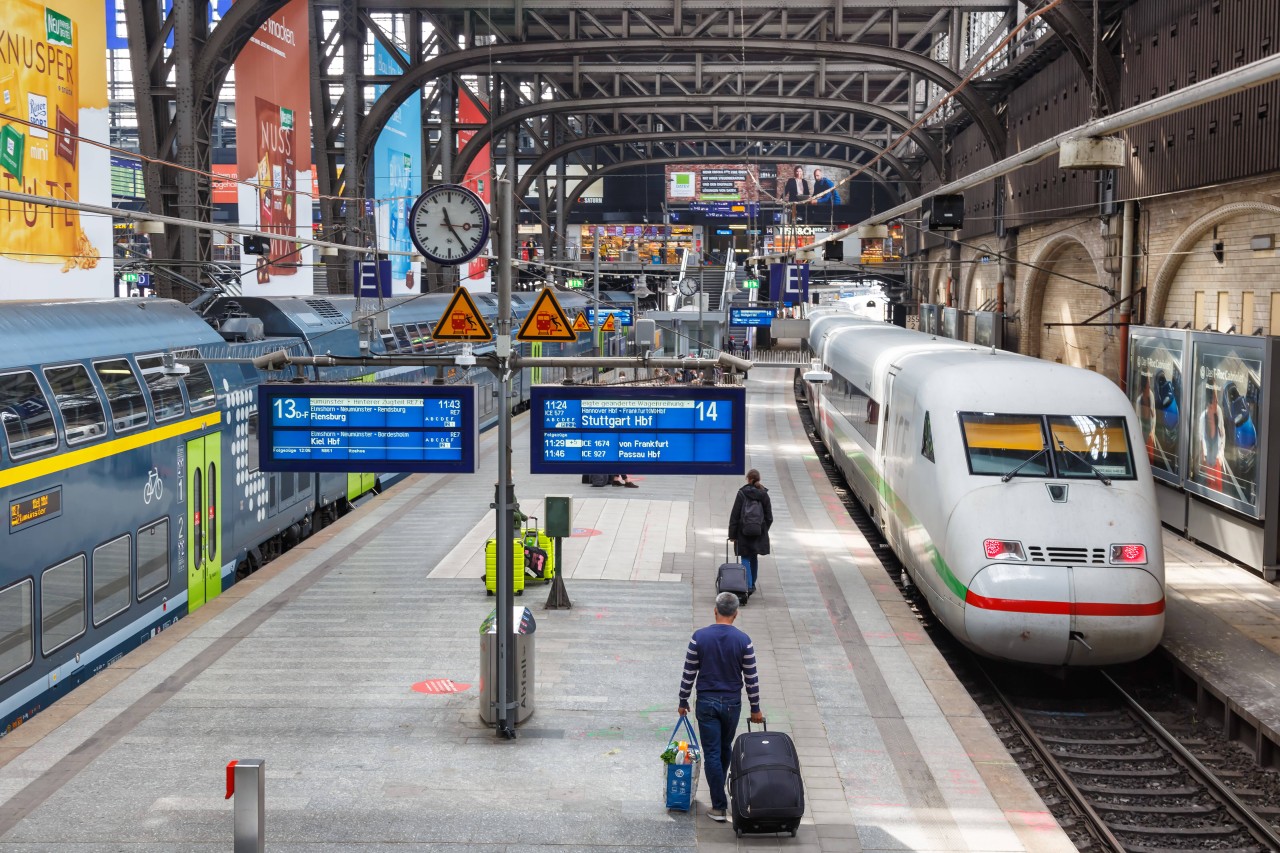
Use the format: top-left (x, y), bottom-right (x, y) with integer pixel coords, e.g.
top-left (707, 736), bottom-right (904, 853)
top-left (678, 278), bottom-right (699, 296)
top-left (408, 185), bottom-right (491, 266)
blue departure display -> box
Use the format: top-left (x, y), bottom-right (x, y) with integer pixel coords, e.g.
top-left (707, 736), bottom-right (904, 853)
top-left (258, 384), bottom-right (478, 474)
top-left (530, 386), bottom-right (746, 475)
top-left (729, 307), bottom-right (774, 327)
top-left (586, 307), bottom-right (634, 327)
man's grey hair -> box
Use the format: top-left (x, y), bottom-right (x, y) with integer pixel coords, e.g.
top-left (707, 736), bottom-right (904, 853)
top-left (715, 592), bottom-right (740, 617)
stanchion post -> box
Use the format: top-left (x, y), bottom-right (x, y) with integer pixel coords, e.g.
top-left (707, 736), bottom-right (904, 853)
top-left (544, 496), bottom-right (573, 610)
top-left (225, 758), bottom-right (265, 853)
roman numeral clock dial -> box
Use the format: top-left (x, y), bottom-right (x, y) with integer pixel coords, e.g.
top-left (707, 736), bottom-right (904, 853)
top-left (408, 184), bottom-right (492, 266)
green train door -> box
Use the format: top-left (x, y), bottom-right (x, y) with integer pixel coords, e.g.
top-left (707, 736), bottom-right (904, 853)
top-left (186, 434), bottom-right (223, 612)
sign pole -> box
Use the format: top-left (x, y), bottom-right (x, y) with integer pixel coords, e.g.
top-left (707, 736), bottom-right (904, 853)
top-left (494, 177), bottom-right (517, 739)
top-left (592, 225), bottom-right (601, 382)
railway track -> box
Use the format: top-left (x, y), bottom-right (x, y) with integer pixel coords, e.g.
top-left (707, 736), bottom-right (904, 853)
top-left (792, 379), bottom-right (1280, 852)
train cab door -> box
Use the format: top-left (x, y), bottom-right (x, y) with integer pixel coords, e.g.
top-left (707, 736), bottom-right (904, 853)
top-left (185, 434), bottom-right (223, 613)
top-left (877, 370), bottom-right (901, 541)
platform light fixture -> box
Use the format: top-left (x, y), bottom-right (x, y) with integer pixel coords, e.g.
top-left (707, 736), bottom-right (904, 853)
top-left (136, 220), bottom-right (165, 235)
top-left (1059, 136), bottom-right (1127, 170)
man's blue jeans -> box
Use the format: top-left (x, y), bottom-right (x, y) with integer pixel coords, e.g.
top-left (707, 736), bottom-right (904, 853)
top-left (695, 695), bottom-right (741, 811)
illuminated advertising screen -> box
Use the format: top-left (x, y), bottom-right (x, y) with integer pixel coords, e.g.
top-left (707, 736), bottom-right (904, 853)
top-left (0, 0), bottom-right (111, 298)
top-left (233, 0), bottom-right (313, 295)
top-left (373, 42), bottom-right (422, 292)
top-left (1127, 328), bottom-right (1188, 485)
top-left (1185, 335), bottom-right (1265, 517)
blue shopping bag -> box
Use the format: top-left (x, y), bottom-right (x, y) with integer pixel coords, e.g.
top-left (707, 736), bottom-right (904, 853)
top-left (663, 715), bottom-right (702, 811)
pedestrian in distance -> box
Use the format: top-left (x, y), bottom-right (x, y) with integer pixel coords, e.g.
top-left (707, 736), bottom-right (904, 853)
top-left (678, 591), bottom-right (764, 823)
top-left (728, 469), bottom-right (772, 594)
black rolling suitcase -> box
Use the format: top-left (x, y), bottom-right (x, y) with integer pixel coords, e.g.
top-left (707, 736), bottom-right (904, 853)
top-left (715, 540), bottom-right (750, 606)
top-left (728, 721), bottom-right (805, 838)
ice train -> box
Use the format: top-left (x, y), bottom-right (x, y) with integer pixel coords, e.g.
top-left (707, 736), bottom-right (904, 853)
top-left (803, 311), bottom-right (1165, 666)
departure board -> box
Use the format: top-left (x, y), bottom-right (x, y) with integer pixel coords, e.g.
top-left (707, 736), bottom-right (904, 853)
top-left (729, 307), bottom-right (774, 327)
top-left (258, 384), bottom-right (478, 473)
top-left (530, 386), bottom-right (746, 475)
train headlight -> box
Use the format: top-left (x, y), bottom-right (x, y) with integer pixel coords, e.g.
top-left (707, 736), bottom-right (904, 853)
top-left (1109, 544), bottom-right (1148, 565)
top-left (983, 539), bottom-right (1026, 561)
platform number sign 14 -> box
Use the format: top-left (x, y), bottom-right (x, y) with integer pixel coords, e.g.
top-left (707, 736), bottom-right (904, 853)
top-left (695, 401), bottom-right (719, 423)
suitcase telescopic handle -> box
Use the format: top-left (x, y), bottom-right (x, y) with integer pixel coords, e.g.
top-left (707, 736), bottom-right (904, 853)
top-left (726, 537), bottom-right (734, 564)
top-left (747, 719), bottom-right (767, 732)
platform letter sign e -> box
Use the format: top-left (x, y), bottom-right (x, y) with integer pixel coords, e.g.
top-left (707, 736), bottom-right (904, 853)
top-left (354, 260), bottom-right (393, 297)
top-left (768, 262), bottom-right (810, 306)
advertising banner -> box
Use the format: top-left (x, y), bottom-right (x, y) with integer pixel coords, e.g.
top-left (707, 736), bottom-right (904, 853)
top-left (1127, 329), bottom-right (1188, 485)
top-left (769, 163), bottom-right (851, 205)
top-left (457, 88), bottom-right (491, 291)
top-left (1185, 334), bottom-right (1266, 517)
top-left (372, 41), bottom-right (421, 292)
top-left (0, 0), bottom-right (110, 298)
top-left (233, 0), bottom-right (312, 295)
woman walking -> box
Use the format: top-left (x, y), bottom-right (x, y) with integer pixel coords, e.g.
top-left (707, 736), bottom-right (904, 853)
top-left (728, 469), bottom-right (773, 594)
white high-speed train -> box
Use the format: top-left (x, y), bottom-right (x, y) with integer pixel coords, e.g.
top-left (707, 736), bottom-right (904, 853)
top-left (804, 311), bottom-right (1165, 666)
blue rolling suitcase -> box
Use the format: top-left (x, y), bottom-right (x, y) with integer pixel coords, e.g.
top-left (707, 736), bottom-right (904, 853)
top-left (716, 539), bottom-right (750, 606)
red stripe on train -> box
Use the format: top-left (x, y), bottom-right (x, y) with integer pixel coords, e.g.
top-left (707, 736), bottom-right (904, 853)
top-left (965, 591), bottom-right (1166, 617)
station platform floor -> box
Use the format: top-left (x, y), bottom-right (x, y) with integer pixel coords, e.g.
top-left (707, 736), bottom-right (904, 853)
top-left (0, 367), bottom-right (1276, 851)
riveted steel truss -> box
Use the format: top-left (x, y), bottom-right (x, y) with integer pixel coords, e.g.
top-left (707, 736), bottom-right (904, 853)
top-left (120, 0), bottom-right (1137, 294)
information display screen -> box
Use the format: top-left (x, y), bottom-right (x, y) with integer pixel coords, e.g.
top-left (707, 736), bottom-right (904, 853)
top-left (258, 384), bottom-right (478, 473)
top-left (586, 307), bottom-right (634, 327)
top-left (530, 386), bottom-right (746, 475)
top-left (729, 308), bottom-right (774, 327)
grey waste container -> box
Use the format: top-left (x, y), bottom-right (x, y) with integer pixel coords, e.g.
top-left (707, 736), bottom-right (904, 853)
top-left (479, 606), bottom-right (536, 725)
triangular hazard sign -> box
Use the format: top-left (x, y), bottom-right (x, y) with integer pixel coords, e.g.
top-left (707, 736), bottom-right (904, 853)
top-left (516, 287), bottom-right (576, 342)
top-left (571, 312), bottom-right (591, 333)
top-left (432, 287), bottom-right (493, 342)
top-left (600, 312), bottom-right (617, 332)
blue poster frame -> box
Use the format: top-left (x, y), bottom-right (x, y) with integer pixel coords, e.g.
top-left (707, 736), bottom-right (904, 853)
top-left (257, 383), bottom-right (479, 474)
top-left (530, 386), bottom-right (746, 476)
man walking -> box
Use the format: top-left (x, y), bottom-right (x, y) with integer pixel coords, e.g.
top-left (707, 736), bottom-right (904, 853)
top-left (677, 592), bottom-right (764, 822)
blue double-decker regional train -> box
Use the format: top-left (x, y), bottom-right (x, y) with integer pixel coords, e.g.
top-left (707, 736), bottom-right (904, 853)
top-left (0, 290), bottom-right (628, 734)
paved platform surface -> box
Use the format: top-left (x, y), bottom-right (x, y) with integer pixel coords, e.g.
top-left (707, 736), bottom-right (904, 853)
top-left (0, 372), bottom-right (1078, 851)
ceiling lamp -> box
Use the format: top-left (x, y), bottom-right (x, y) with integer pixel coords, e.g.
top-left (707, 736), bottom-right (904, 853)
top-left (1059, 136), bottom-right (1126, 170)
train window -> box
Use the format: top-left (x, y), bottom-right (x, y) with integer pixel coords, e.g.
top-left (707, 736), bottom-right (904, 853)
top-left (137, 519), bottom-right (169, 599)
top-left (193, 468), bottom-right (204, 565)
top-left (175, 349), bottom-right (217, 411)
top-left (921, 413), bottom-right (935, 462)
top-left (92, 359), bottom-right (148, 434)
top-left (1048, 416), bottom-right (1136, 480)
top-left (0, 370), bottom-right (59, 459)
top-left (136, 356), bottom-right (186, 422)
top-left (44, 364), bottom-right (107, 446)
top-left (40, 555), bottom-right (85, 656)
top-left (959, 413), bottom-right (1050, 477)
top-left (380, 332), bottom-right (396, 352)
top-left (247, 412), bottom-right (260, 472)
top-left (92, 535), bottom-right (131, 627)
top-left (393, 325), bottom-right (412, 351)
top-left (0, 579), bottom-right (34, 683)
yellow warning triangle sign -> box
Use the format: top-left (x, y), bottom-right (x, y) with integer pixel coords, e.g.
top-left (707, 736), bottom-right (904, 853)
top-left (600, 312), bottom-right (617, 332)
top-left (432, 287), bottom-right (493, 342)
top-left (516, 287), bottom-right (576, 342)
top-left (571, 312), bottom-right (591, 333)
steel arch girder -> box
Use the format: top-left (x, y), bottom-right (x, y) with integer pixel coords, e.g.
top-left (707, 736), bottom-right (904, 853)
top-left (559, 154), bottom-right (909, 209)
top-left (451, 94), bottom-right (943, 183)
top-left (1041, 3), bottom-right (1120, 113)
top-left (513, 131), bottom-right (917, 199)
top-left (356, 37), bottom-right (1006, 178)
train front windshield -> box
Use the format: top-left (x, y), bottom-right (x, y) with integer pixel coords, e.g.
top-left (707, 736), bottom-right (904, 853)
top-left (960, 413), bottom-right (1136, 480)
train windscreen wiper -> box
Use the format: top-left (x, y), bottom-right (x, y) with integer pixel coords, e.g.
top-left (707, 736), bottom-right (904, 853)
top-left (1055, 439), bottom-right (1112, 486)
top-left (1000, 445), bottom-right (1050, 483)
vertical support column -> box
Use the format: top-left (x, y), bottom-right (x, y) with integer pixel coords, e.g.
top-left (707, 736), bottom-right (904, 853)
top-left (1117, 200), bottom-right (1136, 391)
top-left (172, 0), bottom-right (206, 279)
top-left (948, 240), bottom-right (962, 307)
top-left (592, 225), bottom-right (602, 380)
top-left (494, 176), bottom-right (517, 738)
top-left (340, 0), bottom-right (363, 295)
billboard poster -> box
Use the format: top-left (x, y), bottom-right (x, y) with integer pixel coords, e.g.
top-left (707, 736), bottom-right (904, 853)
top-left (233, 0), bottom-right (312, 295)
top-left (665, 165), bottom-right (760, 204)
top-left (457, 88), bottom-right (491, 291)
top-left (0, 0), bottom-right (110, 298)
top-left (770, 163), bottom-right (852, 205)
top-left (1127, 329), bottom-right (1187, 485)
top-left (372, 42), bottom-right (421, 292)
top-left (1185, 335), bottom-right (1265, 517)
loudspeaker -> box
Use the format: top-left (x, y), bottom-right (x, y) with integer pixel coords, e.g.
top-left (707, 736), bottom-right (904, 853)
top-left (243, 235), bottom-right (269, 255)
top-left (924, 194), bottom-right (965, 231)
top-left (823, 240), bottom-right (844, 261)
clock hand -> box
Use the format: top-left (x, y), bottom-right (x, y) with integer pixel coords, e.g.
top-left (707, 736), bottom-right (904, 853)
top-left (440, 206), bottom-right (468, 249)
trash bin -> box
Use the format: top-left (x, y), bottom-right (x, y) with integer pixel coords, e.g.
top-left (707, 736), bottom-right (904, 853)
top-left (479, 606), bottom-right (536, 725)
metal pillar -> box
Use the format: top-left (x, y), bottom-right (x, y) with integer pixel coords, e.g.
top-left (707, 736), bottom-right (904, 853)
top-left (593, 225), bottom-right (602, 380)
top-left (172, 0), bottom-right (205, 280)
top-left (226, 759), bottom-right (265, 853)
top-left (555, 157), bottom-right (568, 265)
top-left (494, 177), bottom-right (518, 738)
top-left (340, 0), bottom-right (363, 295)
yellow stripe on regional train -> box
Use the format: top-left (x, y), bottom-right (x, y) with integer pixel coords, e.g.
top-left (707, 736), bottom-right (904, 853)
top-left (0, 412), bottom-right (222, 491)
